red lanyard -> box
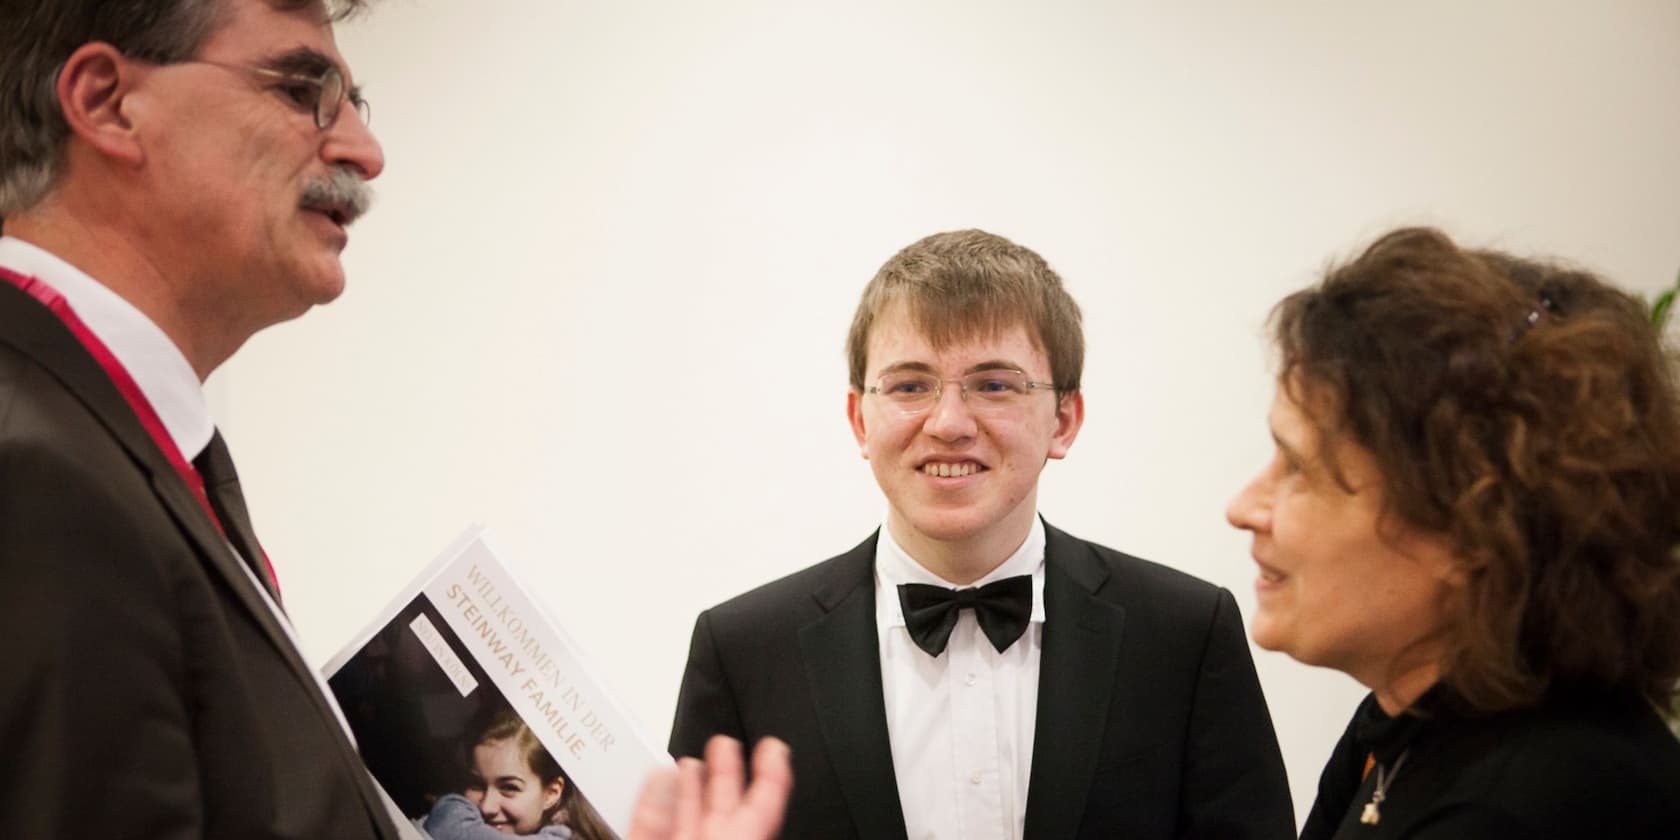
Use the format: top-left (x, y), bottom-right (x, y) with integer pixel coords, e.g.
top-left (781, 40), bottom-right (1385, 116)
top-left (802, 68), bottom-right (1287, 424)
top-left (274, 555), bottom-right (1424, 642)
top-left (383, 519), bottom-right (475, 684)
top-left (1, 267), bottom-right (280, 596)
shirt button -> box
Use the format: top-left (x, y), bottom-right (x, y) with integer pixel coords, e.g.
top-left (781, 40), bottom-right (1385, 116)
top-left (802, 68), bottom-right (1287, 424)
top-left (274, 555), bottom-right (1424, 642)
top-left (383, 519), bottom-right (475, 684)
top-left (966, 673), bottom-right (977, 686)
top-left (969, 773), bottom-right (982, 785)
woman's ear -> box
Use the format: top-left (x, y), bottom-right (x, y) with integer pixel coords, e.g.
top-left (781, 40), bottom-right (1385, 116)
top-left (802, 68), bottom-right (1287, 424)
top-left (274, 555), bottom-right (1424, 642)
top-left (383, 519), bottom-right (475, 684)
top-left (542, 777), bottom-right (565, 812)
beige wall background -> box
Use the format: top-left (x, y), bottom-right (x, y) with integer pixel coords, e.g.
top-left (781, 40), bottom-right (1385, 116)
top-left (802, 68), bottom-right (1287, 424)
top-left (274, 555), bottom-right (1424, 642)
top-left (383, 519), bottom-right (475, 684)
top-left (210, 1), bottom-right (1680, 825)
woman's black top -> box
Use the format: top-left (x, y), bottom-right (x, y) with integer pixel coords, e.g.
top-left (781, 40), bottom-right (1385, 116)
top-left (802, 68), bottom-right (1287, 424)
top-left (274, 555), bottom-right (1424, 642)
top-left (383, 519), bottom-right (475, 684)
top-left (1299, 684), bottom-right (1680, 839)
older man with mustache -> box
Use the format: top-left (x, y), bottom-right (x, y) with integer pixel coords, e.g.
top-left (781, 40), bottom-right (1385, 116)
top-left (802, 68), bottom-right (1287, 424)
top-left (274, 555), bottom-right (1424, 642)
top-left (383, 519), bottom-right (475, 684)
top-left (0, 0), bottom-right (396, 835)
top-left (0, 2), bottom-right (788, 839)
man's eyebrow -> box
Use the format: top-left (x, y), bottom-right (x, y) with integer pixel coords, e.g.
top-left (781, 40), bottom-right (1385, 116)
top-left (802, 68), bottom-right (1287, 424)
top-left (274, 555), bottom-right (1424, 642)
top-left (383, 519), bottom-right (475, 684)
top-left (875, 360), bottom-right (1026, 377)
top-left (263, 47), bottom-right (363, 103)
top-left (961, 360), bottom-right (1026, 376)
top-left (876, 361), bottom-right (937, 376)
top-left (262, 47), bottom-right (338, 79)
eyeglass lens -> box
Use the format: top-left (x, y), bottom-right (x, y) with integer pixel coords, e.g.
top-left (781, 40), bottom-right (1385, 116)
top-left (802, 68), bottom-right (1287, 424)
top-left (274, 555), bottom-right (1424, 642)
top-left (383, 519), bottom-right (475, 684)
top-left (875, 370), bottom-right (1037, 413)
top-left (314, 67), bottom-right (370, 129)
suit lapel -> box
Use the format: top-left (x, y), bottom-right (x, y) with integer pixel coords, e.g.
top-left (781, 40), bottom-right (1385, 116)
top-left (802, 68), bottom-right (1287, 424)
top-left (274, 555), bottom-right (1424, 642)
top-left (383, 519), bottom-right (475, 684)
top-left (0, 286), bottom-right (301, 670)
top-left (1022, 523), bottom-right (1128, 839)
top-left (146, 462), bottom-right (404, 837)
top-left (0, 285), bottom-right (397, 838)
top-left (797, 536), bottom-right (910, 840)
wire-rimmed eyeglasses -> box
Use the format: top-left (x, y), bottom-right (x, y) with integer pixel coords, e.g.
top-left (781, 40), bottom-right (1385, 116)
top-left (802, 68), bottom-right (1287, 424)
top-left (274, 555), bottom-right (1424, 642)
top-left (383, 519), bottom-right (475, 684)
top-left (865, 368), bottom-right (1057, 415)
top-left (181, 60), bottom-right (370, 129)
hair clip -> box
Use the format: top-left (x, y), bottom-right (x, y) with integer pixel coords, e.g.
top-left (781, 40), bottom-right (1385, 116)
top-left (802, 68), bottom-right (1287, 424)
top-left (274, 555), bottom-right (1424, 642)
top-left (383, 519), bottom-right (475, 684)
top-left (1510, 296), bottom-right (1555, 342)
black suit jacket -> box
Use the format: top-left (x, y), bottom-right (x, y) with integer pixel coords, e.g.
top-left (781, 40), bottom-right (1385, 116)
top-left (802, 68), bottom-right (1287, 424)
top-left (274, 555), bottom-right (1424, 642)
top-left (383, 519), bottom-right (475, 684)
top-left (0, 279), bottom-right (399, 839)
top-left (670, 524), bottom-right (1294, 839)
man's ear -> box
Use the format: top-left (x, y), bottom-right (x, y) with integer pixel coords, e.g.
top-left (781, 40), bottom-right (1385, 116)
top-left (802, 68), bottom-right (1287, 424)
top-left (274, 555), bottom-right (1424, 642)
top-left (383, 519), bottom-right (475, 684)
top-left (1046, 390), bottom-right (1084, 460)
top-left (57, 42), bottom-right (145, 166)
top-left (846, 389), bottom-right (868, 457)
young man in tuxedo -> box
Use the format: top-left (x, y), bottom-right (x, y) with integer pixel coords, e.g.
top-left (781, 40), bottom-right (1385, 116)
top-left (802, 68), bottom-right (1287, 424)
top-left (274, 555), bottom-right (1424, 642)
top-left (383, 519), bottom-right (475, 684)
top-left (670, 229), bottom-right (1294, 839)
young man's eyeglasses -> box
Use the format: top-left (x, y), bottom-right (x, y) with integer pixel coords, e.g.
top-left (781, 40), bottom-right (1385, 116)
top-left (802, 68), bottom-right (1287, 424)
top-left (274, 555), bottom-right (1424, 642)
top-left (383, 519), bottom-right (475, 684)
top-left (866, 369), bottom-right (1057, 416)
top-left (182, 60), bottom-right (370, 130)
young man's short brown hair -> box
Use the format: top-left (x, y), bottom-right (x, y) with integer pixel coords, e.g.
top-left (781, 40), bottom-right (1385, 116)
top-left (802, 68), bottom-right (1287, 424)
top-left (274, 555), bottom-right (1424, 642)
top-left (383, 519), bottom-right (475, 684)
top-left (845, 229), bottom-right (1084, 393)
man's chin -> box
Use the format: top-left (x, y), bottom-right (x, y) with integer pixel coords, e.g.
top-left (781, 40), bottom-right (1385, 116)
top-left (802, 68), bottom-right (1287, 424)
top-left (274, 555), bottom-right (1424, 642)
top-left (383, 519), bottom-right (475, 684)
top-left (257, 265), bottom-right (346, 330)
top-left (900, 510), bottom-right (997, 545)
top-left (298, 260), bottom-right (349, 306)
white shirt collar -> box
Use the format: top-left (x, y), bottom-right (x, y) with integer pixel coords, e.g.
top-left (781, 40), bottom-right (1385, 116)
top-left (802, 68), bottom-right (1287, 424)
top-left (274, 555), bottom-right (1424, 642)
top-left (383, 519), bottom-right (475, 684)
top-left (0, 236), bottom-right (214, 461)
top-left (875, 515), bottom-right (1049, 628)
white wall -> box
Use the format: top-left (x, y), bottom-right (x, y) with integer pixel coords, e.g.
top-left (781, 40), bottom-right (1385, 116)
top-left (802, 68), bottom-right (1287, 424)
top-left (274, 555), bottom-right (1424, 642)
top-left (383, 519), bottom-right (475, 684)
top-left (211, 1), bottom-right (1680, 826)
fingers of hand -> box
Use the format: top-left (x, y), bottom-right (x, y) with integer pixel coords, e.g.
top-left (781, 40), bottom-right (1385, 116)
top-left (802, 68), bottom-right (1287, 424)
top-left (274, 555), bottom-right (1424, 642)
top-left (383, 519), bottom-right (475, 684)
top-left (625, 764), bottom-right (680, 840)
top-left (702, 734), bottom-right (746, 816)
top-left (675, 756), bottom-right (706, 840)
top-left (741, 737), bottom-right (793, 831)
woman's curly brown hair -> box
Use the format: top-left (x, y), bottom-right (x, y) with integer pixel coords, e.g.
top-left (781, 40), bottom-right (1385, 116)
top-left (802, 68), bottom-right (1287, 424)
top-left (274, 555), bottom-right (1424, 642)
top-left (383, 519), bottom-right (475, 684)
top-left (1271, 226), bottom-right (1680, 713)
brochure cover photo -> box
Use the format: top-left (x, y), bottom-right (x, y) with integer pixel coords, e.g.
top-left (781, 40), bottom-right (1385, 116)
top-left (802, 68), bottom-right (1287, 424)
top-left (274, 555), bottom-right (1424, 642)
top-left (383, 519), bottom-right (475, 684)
top-left (325, 527), bottom-right (667, 839)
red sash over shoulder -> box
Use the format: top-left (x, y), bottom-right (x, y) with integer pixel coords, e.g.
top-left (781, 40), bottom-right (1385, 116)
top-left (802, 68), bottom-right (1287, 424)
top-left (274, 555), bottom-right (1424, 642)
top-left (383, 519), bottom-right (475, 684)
top-left (0, 266), bottom-right (280, 596)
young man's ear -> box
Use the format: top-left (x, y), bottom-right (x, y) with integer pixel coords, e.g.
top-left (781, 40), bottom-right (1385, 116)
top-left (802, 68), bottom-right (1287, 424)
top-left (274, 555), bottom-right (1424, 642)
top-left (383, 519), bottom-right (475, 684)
top-left (57, 41), bottom-right (146, 166)
top-left (1046, 390), bottom-right (1085, 460)
top-left (847, 389), bottom-right (869, 457)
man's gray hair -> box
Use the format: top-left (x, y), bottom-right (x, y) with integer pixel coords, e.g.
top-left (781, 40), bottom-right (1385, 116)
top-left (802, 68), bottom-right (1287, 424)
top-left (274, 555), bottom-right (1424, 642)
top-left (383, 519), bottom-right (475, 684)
top-left (0, 0), bottom-right (369, 218)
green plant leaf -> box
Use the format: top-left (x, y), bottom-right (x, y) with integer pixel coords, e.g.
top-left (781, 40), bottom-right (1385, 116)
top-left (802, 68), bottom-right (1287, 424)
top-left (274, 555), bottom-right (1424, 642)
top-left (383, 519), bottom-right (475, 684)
top-left (1653, 287), bottom-right (1677, 331)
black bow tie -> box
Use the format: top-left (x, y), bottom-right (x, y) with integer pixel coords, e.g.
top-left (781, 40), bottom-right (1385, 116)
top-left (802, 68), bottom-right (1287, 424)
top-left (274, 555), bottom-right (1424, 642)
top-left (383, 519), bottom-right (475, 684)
top-left (897, 575), bottom-right (1033, 657)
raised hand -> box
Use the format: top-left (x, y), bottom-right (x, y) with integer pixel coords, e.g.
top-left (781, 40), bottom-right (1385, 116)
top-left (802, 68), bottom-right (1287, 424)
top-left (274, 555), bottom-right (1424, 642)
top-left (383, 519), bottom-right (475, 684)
top-left (627, 735), bottom-right (792, 840)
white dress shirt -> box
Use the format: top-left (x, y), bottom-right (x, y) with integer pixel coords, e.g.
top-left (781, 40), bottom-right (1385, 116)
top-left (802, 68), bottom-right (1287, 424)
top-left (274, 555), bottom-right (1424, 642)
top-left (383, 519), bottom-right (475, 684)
top-left (0, 236), bottom-right (213, 456)
top-left (0, 235), bottom-right (358, 742)
top-left (874, 516), bottom-right (1047, 840)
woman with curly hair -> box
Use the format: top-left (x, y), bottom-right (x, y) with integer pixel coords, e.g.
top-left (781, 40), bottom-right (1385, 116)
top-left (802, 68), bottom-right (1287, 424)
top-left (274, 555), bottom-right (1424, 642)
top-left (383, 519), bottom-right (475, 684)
top-left (1227, 227), bottom-right (1680, 838)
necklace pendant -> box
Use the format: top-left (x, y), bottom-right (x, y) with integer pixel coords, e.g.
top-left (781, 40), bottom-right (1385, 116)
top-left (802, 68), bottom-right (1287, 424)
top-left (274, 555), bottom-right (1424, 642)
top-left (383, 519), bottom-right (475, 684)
top-left (1360, 801), bottom-right (1381, 825)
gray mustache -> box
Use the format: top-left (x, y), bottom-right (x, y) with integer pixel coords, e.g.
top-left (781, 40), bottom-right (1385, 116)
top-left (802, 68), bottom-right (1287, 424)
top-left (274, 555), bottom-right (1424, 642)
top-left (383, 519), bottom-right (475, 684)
top-left (300, 168), bottom-right (373, 225)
